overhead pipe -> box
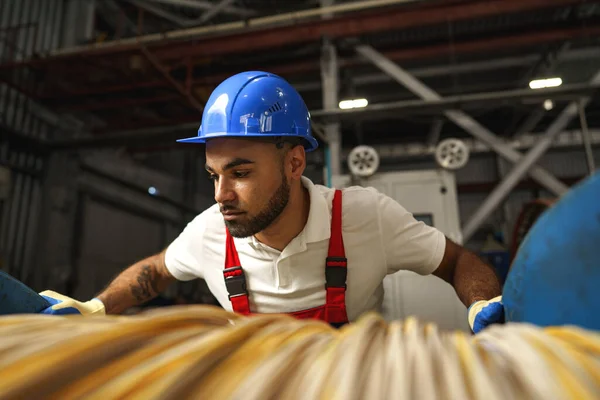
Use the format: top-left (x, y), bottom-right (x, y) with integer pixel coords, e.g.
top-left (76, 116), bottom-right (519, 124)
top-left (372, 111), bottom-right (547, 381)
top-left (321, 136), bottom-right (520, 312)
top-left (309, 82), bottom-right (600, 119)
top-left (50, 0), bottom-right (425, 56)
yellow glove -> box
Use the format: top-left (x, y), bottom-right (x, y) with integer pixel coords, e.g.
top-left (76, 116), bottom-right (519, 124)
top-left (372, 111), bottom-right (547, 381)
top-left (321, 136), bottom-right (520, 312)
top-left (39, 290), bottom-right (105, 316)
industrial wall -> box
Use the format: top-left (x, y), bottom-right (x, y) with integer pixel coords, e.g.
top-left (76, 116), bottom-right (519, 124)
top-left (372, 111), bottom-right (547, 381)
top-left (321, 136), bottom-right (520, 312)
top-left (0, 0), bottom-right (77, 289)
top-left (0, 0), bottom-right (217, 299)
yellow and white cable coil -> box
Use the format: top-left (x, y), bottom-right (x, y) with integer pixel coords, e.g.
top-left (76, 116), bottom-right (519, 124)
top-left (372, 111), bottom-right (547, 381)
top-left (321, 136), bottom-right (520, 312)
top-left (0, 305), bottom-right (598, 399)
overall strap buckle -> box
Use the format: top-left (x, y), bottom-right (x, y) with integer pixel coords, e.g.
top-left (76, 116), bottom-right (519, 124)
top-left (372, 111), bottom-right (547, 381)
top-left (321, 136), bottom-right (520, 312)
top-left (325, 257), bottom-right (348, 289)
top-left (223, 266), bottom-right (248, 299)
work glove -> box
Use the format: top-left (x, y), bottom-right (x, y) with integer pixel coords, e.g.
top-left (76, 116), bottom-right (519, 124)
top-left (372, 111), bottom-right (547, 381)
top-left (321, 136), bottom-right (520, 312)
top-left (468, 295), bottom-right (504, 334)
top-left (39, 290), bottom-right (106, 316)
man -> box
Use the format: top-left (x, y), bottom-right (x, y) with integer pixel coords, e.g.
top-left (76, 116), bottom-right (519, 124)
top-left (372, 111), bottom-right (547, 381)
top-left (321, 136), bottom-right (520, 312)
top-left (40, 71), bottom-right (504, 333)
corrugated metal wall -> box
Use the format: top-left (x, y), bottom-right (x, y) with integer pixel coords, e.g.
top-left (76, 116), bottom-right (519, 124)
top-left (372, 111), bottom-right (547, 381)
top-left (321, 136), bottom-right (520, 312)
top-left (0, 0), bottom-right (66, 282)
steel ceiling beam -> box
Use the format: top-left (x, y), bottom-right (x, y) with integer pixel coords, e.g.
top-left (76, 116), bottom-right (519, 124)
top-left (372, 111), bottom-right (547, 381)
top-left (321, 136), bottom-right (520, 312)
top-left (31, 0), bottom-right (583, 61)
top-left (295, 46), bottom-right (600, 92)
top-left (462, 70), bottom-right (600, 241)
top-left (143, 0), bottom-right (255, 16)
top-left (48, 0), bottom-right (435, 57)
top-left (153, 0), bottom-right (585, 61)
top-left (309, 82), bottom-right (600, 119)
top-left (186, 0), bottom-right (237, 26)
top-left (132, 0), bottom-right (241, 27)
top-left (510, 42), bottom-right (573, 137)
top-left (96, 0), bottom-right (138, 36)
top-left (292, 26), bottom-right (600, 85)
top-left (340, 130), bottom-right (600, 163)
top-left (126, 0), bottom-right (188, 26)
top-left (44, 82), bottom-right (600, 151)
top-left (354, 44), bottom-right (569, 196)
top-left (28, 28), bottom-right (600, 102)
top-left (139, 46), bottom-right (204, 113)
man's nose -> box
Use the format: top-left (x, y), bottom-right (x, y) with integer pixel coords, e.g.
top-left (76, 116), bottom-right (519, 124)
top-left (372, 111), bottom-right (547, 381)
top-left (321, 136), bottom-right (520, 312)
top-left (214, 178), bottom-right (236, 204)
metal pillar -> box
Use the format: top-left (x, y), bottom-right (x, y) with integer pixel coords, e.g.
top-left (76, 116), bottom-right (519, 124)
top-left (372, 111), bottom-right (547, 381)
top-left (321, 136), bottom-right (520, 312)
top-left (427, 119), bottom-right (443, 146)
top-left (579, 99), bottom-right (596, 175)
top-left (462, 71), bottom-right (600, 241)
top-left (320, 0), bottom-right (341, 183)
top-left (354, 44), bottom-right (568, 196)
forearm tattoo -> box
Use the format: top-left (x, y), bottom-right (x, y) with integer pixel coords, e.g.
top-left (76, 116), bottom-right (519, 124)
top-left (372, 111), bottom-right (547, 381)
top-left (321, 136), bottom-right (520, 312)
top-left (130, 265), bottom-right (160, 303)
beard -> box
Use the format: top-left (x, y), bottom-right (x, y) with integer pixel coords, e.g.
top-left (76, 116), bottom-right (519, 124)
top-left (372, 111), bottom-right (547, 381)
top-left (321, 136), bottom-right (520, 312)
top-left (224, 176), bottom-right (290, 238)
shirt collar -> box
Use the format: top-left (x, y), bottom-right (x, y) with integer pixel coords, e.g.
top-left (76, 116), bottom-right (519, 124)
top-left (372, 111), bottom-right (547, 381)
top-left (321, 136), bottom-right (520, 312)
top-left (301, 176), bottom-right (331, 244)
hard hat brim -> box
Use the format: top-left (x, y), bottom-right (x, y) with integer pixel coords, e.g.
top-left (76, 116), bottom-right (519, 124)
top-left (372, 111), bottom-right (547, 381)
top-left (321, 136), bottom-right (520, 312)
top-left (177, 133), bottom-right (319, 152)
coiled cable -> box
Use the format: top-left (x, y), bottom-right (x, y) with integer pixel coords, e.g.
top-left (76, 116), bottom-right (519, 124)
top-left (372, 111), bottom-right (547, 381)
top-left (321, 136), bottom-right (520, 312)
top-left (0, 305), bottom-right (598, 400)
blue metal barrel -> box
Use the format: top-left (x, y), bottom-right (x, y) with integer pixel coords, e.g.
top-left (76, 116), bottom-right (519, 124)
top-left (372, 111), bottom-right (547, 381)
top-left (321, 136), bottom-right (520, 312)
top-left (503, 171), bottom-right (600, 330)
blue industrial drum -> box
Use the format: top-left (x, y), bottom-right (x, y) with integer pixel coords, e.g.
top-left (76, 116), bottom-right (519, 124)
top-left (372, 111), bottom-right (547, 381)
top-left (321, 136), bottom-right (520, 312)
top-left (503, 172), bottom-right (600, 331)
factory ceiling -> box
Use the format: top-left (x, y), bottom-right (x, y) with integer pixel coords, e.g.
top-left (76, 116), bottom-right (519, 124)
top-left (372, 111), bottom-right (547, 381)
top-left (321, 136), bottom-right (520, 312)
top-left (1, 0), bottom-right (599, 151)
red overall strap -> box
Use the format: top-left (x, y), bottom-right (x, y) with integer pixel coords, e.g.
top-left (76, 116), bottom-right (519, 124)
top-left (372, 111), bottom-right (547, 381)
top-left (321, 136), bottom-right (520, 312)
top-left (223, 229), bottom-right (251, 315)
top-left (223, 189), bottom-right (349, 325)
top-left (325, 189), bottom-right (349, 325)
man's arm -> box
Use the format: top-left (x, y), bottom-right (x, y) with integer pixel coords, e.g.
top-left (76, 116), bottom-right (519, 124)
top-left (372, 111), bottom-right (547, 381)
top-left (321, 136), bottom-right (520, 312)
top-left (433, 237), bottom-right (502, 307)
top-left (96, 250), bottom-right (176, 314)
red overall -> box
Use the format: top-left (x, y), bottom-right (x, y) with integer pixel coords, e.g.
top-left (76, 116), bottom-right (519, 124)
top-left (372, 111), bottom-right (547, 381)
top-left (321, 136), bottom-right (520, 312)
top-left (223, 190), bottom-right (349, 327)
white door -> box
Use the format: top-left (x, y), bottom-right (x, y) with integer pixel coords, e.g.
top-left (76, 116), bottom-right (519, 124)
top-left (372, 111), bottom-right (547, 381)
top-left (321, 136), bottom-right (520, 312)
top-left (332, 170), bottom-right (470, 332)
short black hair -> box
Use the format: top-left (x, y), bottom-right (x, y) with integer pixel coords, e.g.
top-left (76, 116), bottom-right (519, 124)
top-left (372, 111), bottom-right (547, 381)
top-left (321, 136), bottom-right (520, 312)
top-left (260, 136), bottom-right (308, 151)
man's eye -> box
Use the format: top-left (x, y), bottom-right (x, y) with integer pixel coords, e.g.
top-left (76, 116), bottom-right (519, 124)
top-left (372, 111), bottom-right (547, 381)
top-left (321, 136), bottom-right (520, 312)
top-left (208, 174), bottom-right (218, 181)
top-left (234, 171), bottom-right (249, 178)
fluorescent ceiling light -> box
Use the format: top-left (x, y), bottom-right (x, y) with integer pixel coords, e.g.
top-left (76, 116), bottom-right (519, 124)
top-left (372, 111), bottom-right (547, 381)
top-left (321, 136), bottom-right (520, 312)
top-left (339, 98), bottom-right (368, 109)
top-left (529, 77), bottom-right (562, 90)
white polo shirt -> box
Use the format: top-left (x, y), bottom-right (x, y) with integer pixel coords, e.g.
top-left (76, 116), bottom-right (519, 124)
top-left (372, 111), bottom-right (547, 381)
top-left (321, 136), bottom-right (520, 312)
top-left (165, 176), bottom-right (446, 321)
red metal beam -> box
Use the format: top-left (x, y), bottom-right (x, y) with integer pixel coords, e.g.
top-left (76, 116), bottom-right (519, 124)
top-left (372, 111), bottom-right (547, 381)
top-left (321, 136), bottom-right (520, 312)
top-left (35, 23), bottom-right (599, 100)
top-left (0, 0), bottom-right (583, 69)
top-left (152, 0), bottom-right (584, 61)
top-left (140, 46), bottom-right (205, 112)
top-left (342, 24), bottom-right (600, 67)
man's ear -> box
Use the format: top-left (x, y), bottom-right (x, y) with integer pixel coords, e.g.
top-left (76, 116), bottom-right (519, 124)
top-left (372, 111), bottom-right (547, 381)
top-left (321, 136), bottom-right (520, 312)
top-left (288, 145), bottom-right (306, 179)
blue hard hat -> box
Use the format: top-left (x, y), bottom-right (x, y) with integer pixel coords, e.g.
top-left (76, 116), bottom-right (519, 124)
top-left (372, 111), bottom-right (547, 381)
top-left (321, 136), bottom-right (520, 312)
top-left (177, 71), bottom-right (318, 152)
